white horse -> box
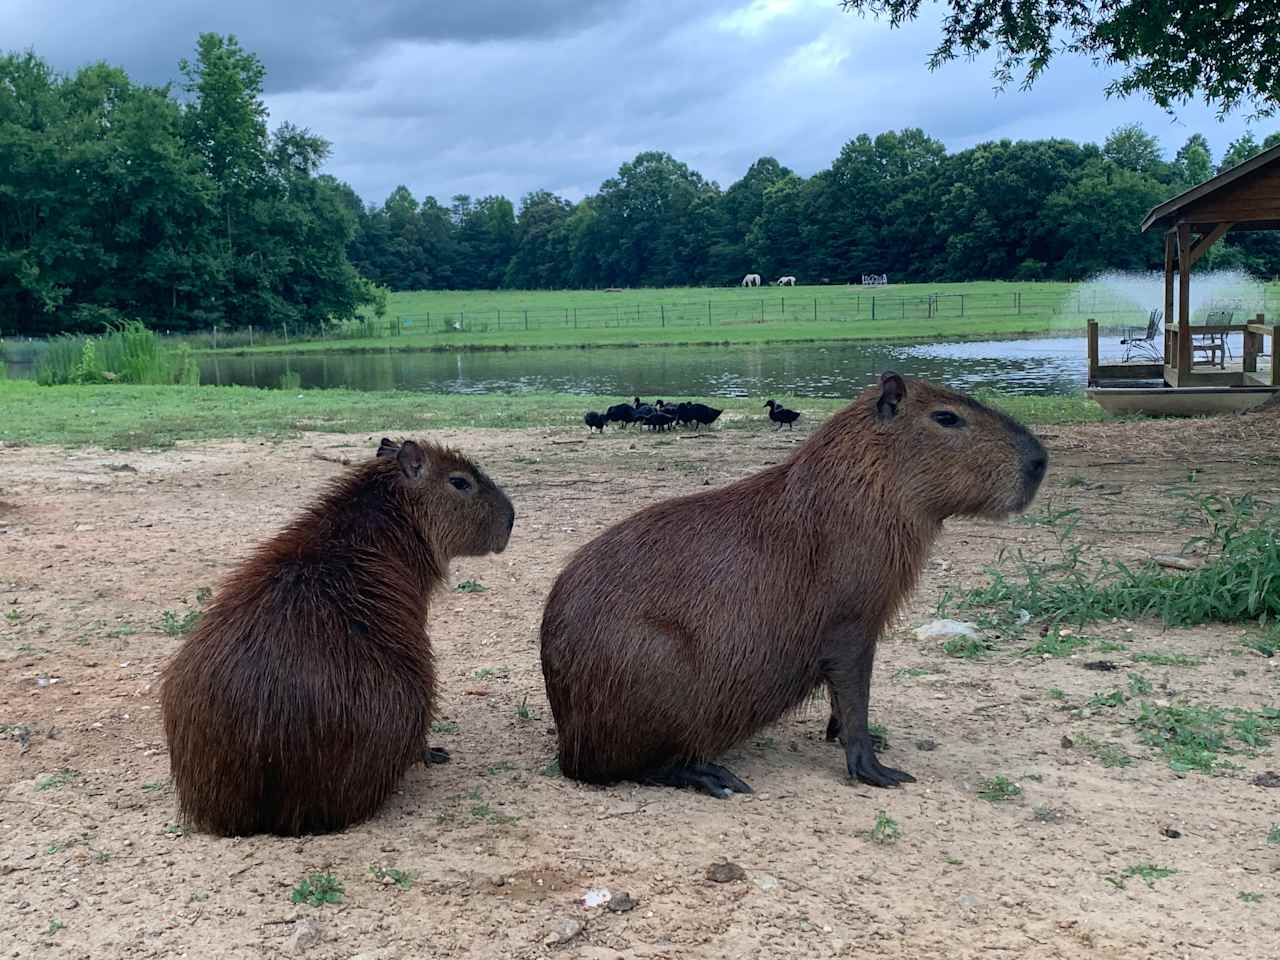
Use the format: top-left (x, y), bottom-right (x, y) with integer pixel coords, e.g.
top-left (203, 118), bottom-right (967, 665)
top-left (741, 273), bottom-right (761, 287)
top-left (776, 276), bottom-right (796, 286)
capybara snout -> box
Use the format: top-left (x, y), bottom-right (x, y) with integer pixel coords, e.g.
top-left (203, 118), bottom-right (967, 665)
top-left (376, 437), bottom-right (515, 555)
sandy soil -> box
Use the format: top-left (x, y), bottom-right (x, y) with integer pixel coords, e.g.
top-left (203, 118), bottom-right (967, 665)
top-left (2, 413), bottom-right (1279, 960)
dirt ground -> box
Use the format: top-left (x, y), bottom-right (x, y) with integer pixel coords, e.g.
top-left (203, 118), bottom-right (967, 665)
top-left (2, 411), bottom-right (1279, 960)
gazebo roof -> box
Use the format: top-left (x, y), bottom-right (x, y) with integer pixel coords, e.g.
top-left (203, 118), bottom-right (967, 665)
top-left (1141, 142), bottom-right (1280, 233)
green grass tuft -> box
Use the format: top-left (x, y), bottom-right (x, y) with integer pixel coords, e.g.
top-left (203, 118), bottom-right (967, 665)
top-left (977, 776), bottom-right (1022, 802)
top-left (291, 872), bottom-right (344, 907)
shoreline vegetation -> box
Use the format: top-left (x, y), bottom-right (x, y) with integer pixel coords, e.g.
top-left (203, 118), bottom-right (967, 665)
top-left (0, 380), bottom-right (1104, 450)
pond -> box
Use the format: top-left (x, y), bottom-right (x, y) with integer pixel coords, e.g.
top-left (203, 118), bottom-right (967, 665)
top-left (191, 336), bottom-right (1091, 398)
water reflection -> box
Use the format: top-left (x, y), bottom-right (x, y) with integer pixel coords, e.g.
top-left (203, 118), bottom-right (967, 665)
top-left (198, 337), bottom-right (1090, 398)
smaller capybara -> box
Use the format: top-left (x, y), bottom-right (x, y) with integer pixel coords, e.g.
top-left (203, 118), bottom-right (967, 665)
top-left (584, 411), bottom-right (607, 433)
top-left (161, 437), bottom-right (515, 836)
top-left (540, 373), bottom-right (1047, 796)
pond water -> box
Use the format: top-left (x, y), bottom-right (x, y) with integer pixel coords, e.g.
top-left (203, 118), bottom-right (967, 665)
top-left (191, 336), bottom-right (1091, 398)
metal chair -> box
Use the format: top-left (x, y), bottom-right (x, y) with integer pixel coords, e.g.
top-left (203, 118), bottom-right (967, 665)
top-left (1120, 308), bottom-right (1163, 362)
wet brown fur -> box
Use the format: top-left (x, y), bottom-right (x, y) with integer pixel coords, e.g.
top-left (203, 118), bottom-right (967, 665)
top-left (539, 375), bottom-right (1047, 788)
top-left (161, 439), bottom-right (514, 836)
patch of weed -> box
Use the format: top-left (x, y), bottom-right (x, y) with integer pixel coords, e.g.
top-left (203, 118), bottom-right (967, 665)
top-left (1107, 863), bottom-right (1176, 888)
top-left (472, 666), bottom-right (508, 680)
top-left (515, 696), bottom-right (534, 722)
top-left (142, 779), bottom-right (169, 793)
top-left (867, 810), bottom-right (901, 844)
top-left (484, 761), bottom-right (516, 777)
top-left (291, 872), bottom-right (344, 907)
top-left (1092, 639), bottom-right (1126, 653)
top-left (540, 757), bottom-right (561, 778)
top-left (369, 865), bottom-right (415, 890)
top-left (35, 769), bottom-right (79, 792)
top-left (977, 776), bottom-right (1022, 802)
top-left (1128, 673), bottom-right (1152, 695)
top-left (1047, 687), bottom-right (1067, 700)
top-left (1024, 629), bottom-right (1089, 657)
top-left (1132, 702), bottom-right (1229, 773)
top-left (44, 919), bottom-right (65, 936)
top-left (943, 635), bottom-right (994, 659)
top-left (893, 666), bottom-right (933, 680)
top-left (868, 722), bottom-right (889, 750)
top-left (1241, 634), bottom-right (1277, 658)
top-left (1239, 891), bottom-right (1264, 903)
top-left (1268, 824), bottom-right (1280, 845)
top-left (455, 580), bottom-right (488, 593)
top-left (430, 720), bottom-right (458, 734)
top-left (1071, 734), bottom-right (1133, 768)
top-left (1087, 689), bottom-right (1127, 709)
top-left (160, 608), bottom-right (201, 637)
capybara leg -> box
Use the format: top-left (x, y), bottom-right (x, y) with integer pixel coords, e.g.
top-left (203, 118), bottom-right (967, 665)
top-left (423, 746), bottom-right (451, 765)
top-left (644, 762), bottom-right (753, 799)
top-left (827, 640), bottom-right (914, 787)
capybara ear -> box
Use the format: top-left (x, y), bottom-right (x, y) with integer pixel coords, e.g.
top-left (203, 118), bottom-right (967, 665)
top-left (396, 440), bottom-right (427, 480)
top-left (376, 437), bottom-right (400, 459)
top-left (876, 372), bottom-right (906, 419)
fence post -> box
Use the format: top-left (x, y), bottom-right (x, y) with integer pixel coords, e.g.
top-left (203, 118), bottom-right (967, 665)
top-left (524, 309), bottom-right (528, 330)
top-left (283, 322), bottom-right (289, 344)
top-left (871, 296), bottom-right (876, 321)
top-left (497, 308), bottom-right (501, 328)
top-left (781, 296), bottom-right (785, 316)
top-left (636, 304), bottom-right (640, 325)
top-left (708, 301), bottom-right (712, 326)
top-left (212, 325), bottom-right (217, 350)
top-left (426, 311), bottom-right (430, 331)
top-left (760, 299), bottom-right (765, 323)
top-left (660, 304), bottom-right (665, 327)
top-left (461, 309), bottom-right (465, 331)
top-left (960, 295), bottom-right (965, 317)
top-left (901, 299), bottom-right (905, 320)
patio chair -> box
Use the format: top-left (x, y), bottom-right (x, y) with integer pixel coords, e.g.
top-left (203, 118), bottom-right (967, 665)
top-left (1193, 310), bottom-right (1232, 369)
top-left (1120, 308), bottom-right (1163, 362)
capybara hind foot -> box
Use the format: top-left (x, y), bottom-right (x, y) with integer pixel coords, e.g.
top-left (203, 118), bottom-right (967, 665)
top-left (645, 762), bottom-right (753, 799)
top-left (825, 714), bottom-right (886, 752)
top-left (846, 736), bottom-right (914, 787)
top-left (423, 746), bottom-right (451, 765)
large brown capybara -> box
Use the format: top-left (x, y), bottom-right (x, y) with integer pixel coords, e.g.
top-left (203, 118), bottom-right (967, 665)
top-left (539, 373), bottom-right (1047, 797)
top-left (161, 438), bottom-right (515, 836)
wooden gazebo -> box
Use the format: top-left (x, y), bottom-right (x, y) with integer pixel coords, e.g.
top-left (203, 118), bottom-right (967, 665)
top-left (1138, 142), bottom-right (1280, 388)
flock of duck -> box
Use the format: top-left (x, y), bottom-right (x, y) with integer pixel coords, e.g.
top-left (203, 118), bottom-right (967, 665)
top-left (583, 396), bottom-right (801, 433)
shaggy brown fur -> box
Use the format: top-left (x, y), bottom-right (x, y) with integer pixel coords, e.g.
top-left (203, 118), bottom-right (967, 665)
top-left (539, 373), bottom-right (1047, 797)
top-left (161, 438), bottom-right (514, 836)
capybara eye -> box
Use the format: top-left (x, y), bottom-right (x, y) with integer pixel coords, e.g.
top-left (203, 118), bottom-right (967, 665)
top-left (449, 475), bottom-right (473, 492)
top-left (930, 410), bottom-right (965, 428)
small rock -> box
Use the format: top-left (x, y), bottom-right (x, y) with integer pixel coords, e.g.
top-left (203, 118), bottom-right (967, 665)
top-left (582, 887), bottom-right (611, 908)
top-left (914, 619), bottom-right (983, 644)
top-left (606, 892), bottom-right (635, 913)
top-left (1252, 771), bottom-right (1280, 788)
top-left (544, 918), bottom-right (583, 946)
top-left (287, 919), bottom-right (322, 954)
top-left (1083, 661), bottom-right (1117, 672)
top-left (1061, 736), bottom-right (1075, 749)
top-left (959, 894), bottom-right (978, 909)
top-left (753, 875), bottom-right (779, 893)
top-left (915, 739), bottom-right (938, 752)
top-left (706, 861), bottom-right (747, 883)
top-left (63, 899), bottom-right (78, 910)
top-left (1161, 826), bottom-right (1182, 839)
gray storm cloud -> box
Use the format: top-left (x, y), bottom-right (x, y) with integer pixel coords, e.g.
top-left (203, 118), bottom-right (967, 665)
top-left (1, 0), bottom-right (1257, 205)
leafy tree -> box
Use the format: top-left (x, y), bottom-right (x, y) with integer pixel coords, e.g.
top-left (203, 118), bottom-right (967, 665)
top-left (1220, 133), bottom-right (1262, 172)
top-left (1103, 124), bottom-right (1164, 176)
top-left (838, 1), bottom-right (1280, 117)
top-left (504, 191), bottom-right (574, 289)
top-left (1173, 134), bottom-right (1213, 185)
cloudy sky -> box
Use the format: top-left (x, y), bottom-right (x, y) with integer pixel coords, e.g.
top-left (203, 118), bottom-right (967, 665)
top-left (2, 0), bottom-right (1264, 206)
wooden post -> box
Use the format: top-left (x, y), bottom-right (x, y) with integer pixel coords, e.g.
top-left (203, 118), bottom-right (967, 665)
top-left (1087, 319), bottom-right (1099, 385)
top-left (1176, 223), bottom-right (1192, 372)
top-left (660, 304), bottom-right (665, 327)
top-left (708, 301), bottom-right (711, 326)
top-left (813, 298), bottom-right (818, 322)
top-left (1163, 231), bottom-right (1175, 365)
top-left (1243, 315), bottom-right (1260, 374)
top-left (871, 296), bottom-right (876, 321)
top-left (249, 325), bottom-right (254, 348)
top-left (524, 309), bottom-right (528, 330)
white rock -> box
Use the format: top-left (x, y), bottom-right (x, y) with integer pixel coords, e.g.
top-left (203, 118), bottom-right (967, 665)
top-left (914, 619), bottom-right (983, 644)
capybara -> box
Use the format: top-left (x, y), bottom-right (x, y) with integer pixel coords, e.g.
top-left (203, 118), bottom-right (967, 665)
top-left (540, 373), bottom-right (1046, 797)
top-left (161, 437), bottom-right (515, 836)
top-left (764, 399), bottom-right (800, 429)
top-left (584, 411), bottom-right (607, 433)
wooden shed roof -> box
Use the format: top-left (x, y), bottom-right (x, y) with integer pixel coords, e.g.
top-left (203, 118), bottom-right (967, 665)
top-left (1141, 142), bottom-right (1280, 233)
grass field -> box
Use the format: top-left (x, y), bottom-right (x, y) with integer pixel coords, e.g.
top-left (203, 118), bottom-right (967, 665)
top-left (0, 380), bottom-right (1103, 450)
top-left (193, 281), bottom-right (1104, 355)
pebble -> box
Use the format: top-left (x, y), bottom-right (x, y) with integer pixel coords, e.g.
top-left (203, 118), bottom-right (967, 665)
top-left (606, 892), bottom-right (635, 913)
top-left (706, 861), bottom-right (746, 883)
top-left (915, 739), bottom-right (938, 752)
top-left (544, 918), bottom-right (583, 945)
top-left (754, 875), bottom-right (779, 893)
top-left (287, 919), bottom-right (322, 954)
top-left (959, 895), bottom-right (978, 909)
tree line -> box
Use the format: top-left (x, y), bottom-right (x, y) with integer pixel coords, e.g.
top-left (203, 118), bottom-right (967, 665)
top-left (348, 126), bottom-right (1280, 294)
top-left (1, 36), bottom-right (372, 336)
top-left (3, 36), bottom-right (1279, 339)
